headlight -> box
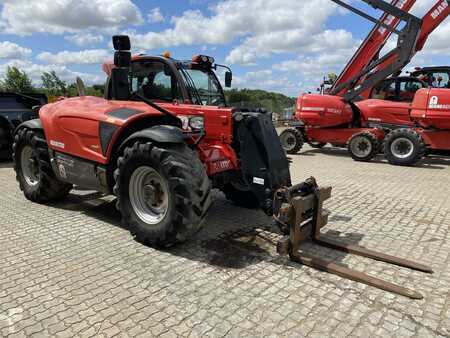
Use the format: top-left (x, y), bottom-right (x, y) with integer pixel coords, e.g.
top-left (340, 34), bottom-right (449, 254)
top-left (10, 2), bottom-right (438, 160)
top-left (189, 116), bottom-right (204, 130)
top-left (178, 115), bottom-right (204, 132)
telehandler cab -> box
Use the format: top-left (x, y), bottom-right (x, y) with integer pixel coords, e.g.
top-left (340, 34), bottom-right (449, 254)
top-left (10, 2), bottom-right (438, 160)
top-left (13, 36), bottom-right (432, 298)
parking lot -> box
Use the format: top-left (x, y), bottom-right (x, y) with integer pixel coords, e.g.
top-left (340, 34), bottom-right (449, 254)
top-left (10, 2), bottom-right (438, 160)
top-left (1, 146), bottom-right (449, 337)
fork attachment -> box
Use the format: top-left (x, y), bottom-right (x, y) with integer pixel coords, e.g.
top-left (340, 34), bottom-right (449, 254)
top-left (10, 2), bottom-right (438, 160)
top-left (273, 178), bottom-right (433, 299)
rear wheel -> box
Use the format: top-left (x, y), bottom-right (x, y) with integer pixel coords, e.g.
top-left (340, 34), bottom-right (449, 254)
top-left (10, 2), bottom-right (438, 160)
top-left (13, 128), bottom-right (72, 203)
top-left (279, 128), bottom-right (304, 154)
top-left (348, 132), bottom-right (380, 162)
top-left (114, 141), bottom-right (212, 247)
top-left (222, 178), bottom-right (260, 209)
top-left (384, 128), bottom-right (426, 166)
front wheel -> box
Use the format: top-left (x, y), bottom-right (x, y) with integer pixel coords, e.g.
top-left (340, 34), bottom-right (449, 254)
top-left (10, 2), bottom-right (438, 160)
top-left (383, 128), bottom-right (426, 166)
top-left (114, 142), bottom-right (212, 247)
top-left (348, 132), bottom-right (380, 162)
top-left (279, 128), bottom-right (304, 154)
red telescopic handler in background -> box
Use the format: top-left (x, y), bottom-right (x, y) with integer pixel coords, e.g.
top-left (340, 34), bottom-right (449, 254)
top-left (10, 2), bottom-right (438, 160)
top-left (280, 0), bottom-right (450, 166)
top-left (12, 35), bottom-right (432, 298)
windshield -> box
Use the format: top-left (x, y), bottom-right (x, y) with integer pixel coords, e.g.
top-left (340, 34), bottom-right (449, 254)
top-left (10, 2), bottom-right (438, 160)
top-left (179, 66), bottom-right (226, 106)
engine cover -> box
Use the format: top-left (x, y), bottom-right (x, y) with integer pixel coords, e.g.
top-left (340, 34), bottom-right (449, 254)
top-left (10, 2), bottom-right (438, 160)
top-left (296, 94), bottom-right (353, 127)
top-left (411, 88), bottom-right (450, 129)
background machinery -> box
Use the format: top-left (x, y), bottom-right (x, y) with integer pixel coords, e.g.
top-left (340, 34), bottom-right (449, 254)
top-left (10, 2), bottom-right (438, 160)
top-left (280, 0), bottom-right (450, 165)
top-left (13, 35), bottom-right (432, 298)
top-left (0, 93), bottom-right (47, 160)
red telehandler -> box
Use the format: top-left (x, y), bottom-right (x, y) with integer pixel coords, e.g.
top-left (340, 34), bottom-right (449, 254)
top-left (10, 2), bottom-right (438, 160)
top-left (280, 0), bottom-right (450, 165)
top-left (12, 35), bottom-right (432, 298)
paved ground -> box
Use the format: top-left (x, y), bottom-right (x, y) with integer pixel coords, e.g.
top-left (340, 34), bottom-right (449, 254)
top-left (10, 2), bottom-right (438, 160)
top-left (0, 146), bottom-right (449, 338)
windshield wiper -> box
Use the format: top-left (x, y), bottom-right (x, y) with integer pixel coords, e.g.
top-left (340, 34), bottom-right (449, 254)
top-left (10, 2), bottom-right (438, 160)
top-left (180, 68), bottom-right (203, 105)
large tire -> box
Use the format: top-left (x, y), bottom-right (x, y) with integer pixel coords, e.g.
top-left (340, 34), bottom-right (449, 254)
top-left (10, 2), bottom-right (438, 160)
top-left (384, 128), bottom-right (426, 166)
top-left (13, 128), bottom-right (72, 203)
top-left (348, 132), bottom-right (380, 162)
top-left (222, 179), bottom-right (260, 209)
top-left (114, 141), bottom-right (212, 247)
top-left (280, 128), bottom-right (304, 154)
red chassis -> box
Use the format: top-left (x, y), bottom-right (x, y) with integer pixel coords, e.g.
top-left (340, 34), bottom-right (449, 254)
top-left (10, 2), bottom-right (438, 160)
top-left (40, 96), bottom-right (239, 177)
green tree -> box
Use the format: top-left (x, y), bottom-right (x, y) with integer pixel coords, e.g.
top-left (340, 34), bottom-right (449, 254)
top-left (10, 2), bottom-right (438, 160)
top-left (0, 66), bottom-right (34, 93)
top-left (41, 71), bottom-right (67, 96)
top-left (225, 88), bottom-right (296, 113)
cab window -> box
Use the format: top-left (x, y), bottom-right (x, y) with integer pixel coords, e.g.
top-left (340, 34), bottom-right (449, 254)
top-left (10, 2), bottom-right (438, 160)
top-left (429, 72), bottom-right (450, 88)
top-left (131, 61), bottom-right (182, 102)
top-left (398, 79), bottom-right (425, 102)
top-left (371, 80), bottom-right (396, 100)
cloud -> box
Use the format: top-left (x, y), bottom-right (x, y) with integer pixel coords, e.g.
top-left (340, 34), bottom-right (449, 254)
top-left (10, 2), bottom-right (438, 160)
top-left (226, 29), bottom-right (356, 65)
top-left (65, 33), bottom-right (104, 47)
top-left (128, 0), bottom-right (345, 65)
top-left (0, 0), bottom-right (143, 35)
top-left (37, 50), bottom-right (110, 65)
top-left (148, 8), bottom-right (165, 23)
top-left (0, 41), bottom-right (32, 60)
top-left (232, 70), bottom-right (299, 95)
top-left (0, 59), bottom-right (104, 85)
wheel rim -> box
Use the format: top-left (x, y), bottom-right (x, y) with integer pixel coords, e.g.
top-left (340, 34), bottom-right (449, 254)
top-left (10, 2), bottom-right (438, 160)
top-left (281, 132), bottom-right (297, 151)
top-left (391, 138), bottom-right (414, 159)
top-left (350, 136), bottom-right (372, 158)
top-left (129, 166), bottom-right (169, 225)
top-left (21, 145), bottom-right (40, 186)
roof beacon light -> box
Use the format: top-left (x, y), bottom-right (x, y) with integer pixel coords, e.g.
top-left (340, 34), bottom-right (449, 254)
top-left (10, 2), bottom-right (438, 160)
top-left (192, 55), bottom-right (215, 65)
top-left (163, 51), bottom-right (171, 58)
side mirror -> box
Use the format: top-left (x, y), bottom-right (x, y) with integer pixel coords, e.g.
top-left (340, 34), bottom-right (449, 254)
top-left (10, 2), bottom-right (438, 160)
top-left (111, 36), bottom-right (131, 100)
top-left (114, 51), bottom-right (131, 68)
top-left (111, 69), bottom-right (130, 100)
top-left (225, 71), bottom-right (232, 88)
top-left (113, 35), bottom-right (131, 51)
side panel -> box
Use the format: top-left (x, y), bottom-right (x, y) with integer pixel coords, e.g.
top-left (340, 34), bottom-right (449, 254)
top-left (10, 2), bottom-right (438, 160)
top-left (356, 99), bottom-right (413, 127)
top-left (420, 130), bottom-right (450, 150)
top-left (50, 151), bottom-right (109, 192)
top-left (39, 97), bottom-right (164, 164)
top-left (305, 127), bottom-right (385, 146)
top-left (411, 88), bottom-right (450, 129)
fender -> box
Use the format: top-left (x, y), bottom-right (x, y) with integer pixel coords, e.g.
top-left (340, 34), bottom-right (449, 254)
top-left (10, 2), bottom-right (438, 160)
top-left (118, 125), bottom-right (187, 153)
top-left (14, 118), bottom-right (43, 133)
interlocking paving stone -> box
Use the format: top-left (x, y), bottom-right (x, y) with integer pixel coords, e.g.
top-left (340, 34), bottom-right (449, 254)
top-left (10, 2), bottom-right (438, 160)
top-left (0, 146), bottom-right (449, 337)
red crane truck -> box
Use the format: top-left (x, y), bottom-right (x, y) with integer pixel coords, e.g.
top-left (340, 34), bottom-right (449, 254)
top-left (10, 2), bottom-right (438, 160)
top-left (280, 0), bottom-right (450, 166)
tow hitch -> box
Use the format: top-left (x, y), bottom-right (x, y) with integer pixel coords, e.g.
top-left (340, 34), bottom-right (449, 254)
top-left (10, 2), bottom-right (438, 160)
top-left (273, 178), bottom-right (433, 299)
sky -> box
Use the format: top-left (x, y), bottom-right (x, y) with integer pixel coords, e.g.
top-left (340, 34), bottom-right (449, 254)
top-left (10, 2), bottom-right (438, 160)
top-left (0, 0), bottom-right (449, 97)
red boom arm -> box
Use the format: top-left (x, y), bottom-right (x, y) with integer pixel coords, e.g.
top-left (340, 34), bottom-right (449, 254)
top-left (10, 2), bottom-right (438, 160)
top-left (331, 0), bottom-right (417, 96)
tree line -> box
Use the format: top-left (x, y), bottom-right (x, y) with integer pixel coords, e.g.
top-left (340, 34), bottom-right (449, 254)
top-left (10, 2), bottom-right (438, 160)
top-left (0, 66), bottom-right (296, 112)
top-left (0, 66), bottom-right (104, 98)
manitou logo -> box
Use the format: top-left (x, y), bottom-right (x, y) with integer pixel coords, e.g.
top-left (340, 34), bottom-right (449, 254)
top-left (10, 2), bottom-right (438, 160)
top-left (431, 1), bottom-right (449, 19)
top-left (429, 96), bottom-right (450, 109)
